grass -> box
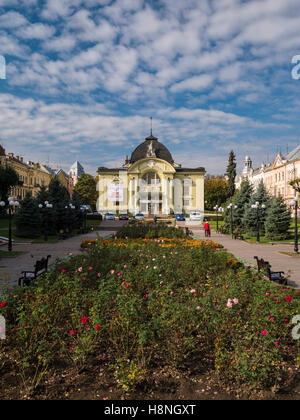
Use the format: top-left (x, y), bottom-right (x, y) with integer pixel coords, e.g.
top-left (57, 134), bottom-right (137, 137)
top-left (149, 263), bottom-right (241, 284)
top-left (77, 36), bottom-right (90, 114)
top-left (278, 251), bottom-right (300, 257)
top-left (0, 250), bottom-right (27, 258)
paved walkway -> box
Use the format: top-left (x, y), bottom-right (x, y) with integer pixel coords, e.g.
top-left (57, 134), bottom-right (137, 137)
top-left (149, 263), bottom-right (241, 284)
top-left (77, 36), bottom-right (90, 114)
top-left (192, 229), bottom-right (300, 289)
top-left (0, 220), bottom-right (127, 290)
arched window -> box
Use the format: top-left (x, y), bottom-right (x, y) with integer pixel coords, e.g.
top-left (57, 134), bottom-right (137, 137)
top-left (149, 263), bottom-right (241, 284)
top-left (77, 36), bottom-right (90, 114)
top-left (142, 172), bottom-right (160, 185)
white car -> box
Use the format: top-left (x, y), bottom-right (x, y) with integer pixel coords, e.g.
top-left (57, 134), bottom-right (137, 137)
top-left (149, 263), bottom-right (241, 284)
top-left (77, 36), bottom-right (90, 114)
top-left (189, 212), bottom-right (203, 221)
top-left (134, 213), bottom-right (145, 220)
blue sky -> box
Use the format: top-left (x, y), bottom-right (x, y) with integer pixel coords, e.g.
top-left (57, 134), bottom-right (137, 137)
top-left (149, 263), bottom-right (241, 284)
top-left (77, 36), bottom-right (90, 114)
top-left (0, 0), bottom-right (300, 176)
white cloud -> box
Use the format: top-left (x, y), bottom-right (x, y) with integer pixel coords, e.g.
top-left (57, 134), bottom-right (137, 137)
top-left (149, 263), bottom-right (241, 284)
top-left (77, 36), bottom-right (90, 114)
top-left (0, 11), bottom-right (28, 28)
top-left (170, 74), bottom-right (214, 93)
top-left (17, 23), bottom-right (56, 40)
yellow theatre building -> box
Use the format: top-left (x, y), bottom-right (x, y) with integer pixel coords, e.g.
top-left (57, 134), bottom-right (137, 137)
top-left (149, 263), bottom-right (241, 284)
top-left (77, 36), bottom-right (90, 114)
top-left (96, 132), bottom-right (205, 216)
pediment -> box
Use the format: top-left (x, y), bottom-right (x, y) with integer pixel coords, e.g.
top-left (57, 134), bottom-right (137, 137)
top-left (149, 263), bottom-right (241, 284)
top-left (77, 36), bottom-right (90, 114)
top-left (128, 158), bottom-right (176, 174)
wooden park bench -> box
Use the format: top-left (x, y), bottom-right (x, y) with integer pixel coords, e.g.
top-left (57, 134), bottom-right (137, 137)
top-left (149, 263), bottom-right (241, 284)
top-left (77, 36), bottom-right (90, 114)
top-left (219, 225), bottom-right (229, 234)
top-left (18, 255), bottom-right (51, 287)
top-left (233, 230), bottom-right (244, 240)
top-left (254, 256), bottom-right (287, 285)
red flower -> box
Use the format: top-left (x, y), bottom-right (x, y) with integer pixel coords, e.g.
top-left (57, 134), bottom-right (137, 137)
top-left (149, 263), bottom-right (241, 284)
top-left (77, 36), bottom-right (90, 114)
top-left (81, 316), bottom-right (88, 324)
top-left (284, 318), bottom-right (289, 323)
top-left (246, 266), bottom-right (251, 270)
top-left (126, 284), bottom-right (130, 289)
top-left (95, 324), bottom-right (101, 331)
top-left (285, 296), bottom-right (292, 303)
top-left (69, 330), bottom-right (76, 336)
top-left (145, 294), bottom-right (149, 299)
top-left (61, 269), bottom-right (67, 274)
top-left (0, 301), bottom-right (7, 308)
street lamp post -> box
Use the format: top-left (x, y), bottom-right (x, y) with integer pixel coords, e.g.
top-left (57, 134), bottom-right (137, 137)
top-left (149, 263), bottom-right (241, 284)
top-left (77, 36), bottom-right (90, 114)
top-left (288, 196), bottom-right (298, 254)
top-left (251, 201), bottom-right (266, 242)
top-left (65, 203), bottom-right (75, 235)
top-left (38, 201), bottom-right (53, 241)
top-left (214, 205), bottom-right (224, 232)
top-left (0, 197), bottom-right (20, 252)
top-left (227, 203), bottom-right (237, 236)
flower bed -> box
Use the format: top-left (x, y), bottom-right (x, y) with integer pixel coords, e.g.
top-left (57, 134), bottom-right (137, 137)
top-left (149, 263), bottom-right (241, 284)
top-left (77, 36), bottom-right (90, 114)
top-left (1, 237), bottom-right (300, 399)
top-left (80, 237), bottom-right (224, 249)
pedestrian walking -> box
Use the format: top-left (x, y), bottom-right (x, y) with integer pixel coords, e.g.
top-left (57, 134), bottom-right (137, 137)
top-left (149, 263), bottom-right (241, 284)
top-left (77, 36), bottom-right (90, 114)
top-left (204, 220), bottom-right (211, 237)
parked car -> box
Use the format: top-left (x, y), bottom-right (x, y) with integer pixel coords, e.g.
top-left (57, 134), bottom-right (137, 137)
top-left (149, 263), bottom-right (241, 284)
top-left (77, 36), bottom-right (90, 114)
top-left (189, 211), bottom-right (203, 221)
top-left (134, 213), bottom-right (145, 220)
top-left (80, 204), bottom-right (92, 212)
top-left (175, 213), bottom-right (185, 221)
top-left (119, 213), bottom-right (129, 220)
top-left (104, 213), bottom-right (115, 220)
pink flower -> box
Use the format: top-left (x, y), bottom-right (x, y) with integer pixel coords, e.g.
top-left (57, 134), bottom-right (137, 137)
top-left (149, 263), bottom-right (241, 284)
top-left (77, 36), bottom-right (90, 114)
top-left (126, 284), bottom-right (130, 289)
top-left (170, 291), bottom-right (174, 295)
top-left (269, 316), bottom-right (275, 322)
top-left (97, 273), bottom-right (101, 278)
top-left (233, 298), bottom-right (239, 304)
top-left (89, 266), bottom-right (93, 271)
top-left (69, 345), bottom-right (73, 351)
top-left (261, 330), bottom-right (267, 336)
top-left (121, 281), bottom-right (126, 286)
top-left (274, 341), bottom-right (279, 345)
top-left (225, 285), bottom-right (229, 289)
top-left (69, 330), bottom-right (76, 336)
top-left (145, 294), bottom-right (149, 299)
top-left (78, 267), bottom-right (83, 272)
top-left (160, 281), bottom-right (163, 284)
top-left (196, 306), bottom-right (201, 310)
top-left (284, 318), bottom-right (289, 323)
top-left (190, 289), bottom-right (196, 294)
top-left (95, 324), bottom-right (101, 331)
top-left (227, 299), bottom-right (233, 309)
top-left (61, 269), bottom-right (67, 274)
top-left (117, 272), bottom-right (121, 277)
top-left (266, 292), bottom-right (270, 296)
top-left (85, 327), bottom-right (90, 331)
top-left (110, 269), bottom-right (115, 274)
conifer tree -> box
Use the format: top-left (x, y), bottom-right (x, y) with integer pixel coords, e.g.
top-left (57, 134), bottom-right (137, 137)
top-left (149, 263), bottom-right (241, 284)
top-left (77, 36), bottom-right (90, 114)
top-left (48, 179), bottom-right (70, 231)
top-left (15, 193), bottom-right (42, 238)
top-left (226, 150), bottom-right (237, 199)
top-left (265, 197), bottom-right (291, 240)
top-left (242, 181), bottom-right (271, 236)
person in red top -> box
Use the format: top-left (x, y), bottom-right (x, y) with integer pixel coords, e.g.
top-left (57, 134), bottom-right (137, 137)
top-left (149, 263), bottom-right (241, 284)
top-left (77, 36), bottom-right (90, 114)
top-left (204, 220), bottom-right (211, 237)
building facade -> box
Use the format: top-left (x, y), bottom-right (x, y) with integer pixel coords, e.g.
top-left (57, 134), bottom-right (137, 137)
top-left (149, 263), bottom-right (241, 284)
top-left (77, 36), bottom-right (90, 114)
top-left (236, 144), bottom-right (300, 207)
top-left (68, 161), bottom-right (85, 198)
top-left (96, 133), bottom-right (205, 216)
top-left (0, 145), bottom-right (69, 201)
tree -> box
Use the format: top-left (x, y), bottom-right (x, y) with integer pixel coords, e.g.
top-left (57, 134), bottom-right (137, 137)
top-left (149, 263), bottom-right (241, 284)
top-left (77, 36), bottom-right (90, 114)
top-left (289, 178), bottom-right (300, 193)
top-left (230, 180), bottom-right (253, 230)
top-left (204, 175), bottom-right (228, 210)
top-left (71, 191), bottom-right (84, 229)
top-left (0, 165), bottom-right (19, 201)
top-left (265, 197), bottom-right (291, 240)
top-left (74, 174), bottom-right (97, 210)
top-left (225, 150), bottom-right (237, 199)
top-left (15, 193), bottom-right (42, 238)
top-left (48, 179), bottom-right (70, 231)
top-left (242, 181), bottom-right (271, 236)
